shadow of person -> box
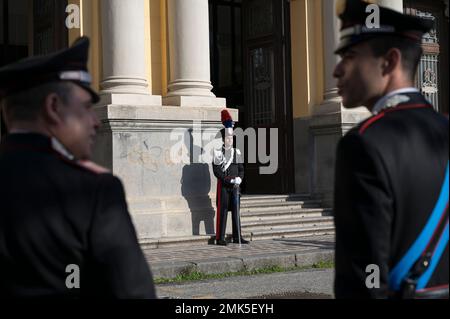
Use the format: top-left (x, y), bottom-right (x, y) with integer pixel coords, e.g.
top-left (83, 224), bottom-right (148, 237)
top-left (180, 129), bottom-right (215, 237)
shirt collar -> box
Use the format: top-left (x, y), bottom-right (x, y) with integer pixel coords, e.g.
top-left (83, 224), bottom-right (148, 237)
top-left (51, 137), bottom-right (75, 160)
top-left (372, 87), bottom-right (420, 115)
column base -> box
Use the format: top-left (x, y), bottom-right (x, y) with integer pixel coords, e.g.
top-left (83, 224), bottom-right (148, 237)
top-left (313, 98), bottom-right (342, 115)
top-left (99, 93), bottom-right (162, 106)
top-left (163, 95), bottom-right (226, 107)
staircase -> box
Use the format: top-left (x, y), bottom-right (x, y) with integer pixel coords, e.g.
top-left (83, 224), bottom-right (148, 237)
top-left (141, 194), bottom-right (334, 249)
top-left (238, 194), bottom-right (334, 241)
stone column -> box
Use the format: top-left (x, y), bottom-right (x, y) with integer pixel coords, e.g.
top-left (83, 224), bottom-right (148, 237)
top-left (378, 0), bottom-right (403, 12)
top-left (316, 0), bottom-right (375, 114)
top-left (309, 0), bottom-right (370, 206)
top-left (100, 0), bottom-right (161, 106)
top-left (318, 0), bottom-right (403, 111)
top-left (164, 0), bottom-right (225, 107)
top-left (322, 0), bottom-right (341, 104)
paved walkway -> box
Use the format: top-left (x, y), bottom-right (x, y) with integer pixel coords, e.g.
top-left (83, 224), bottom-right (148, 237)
top-left (143, 235), bottom-right (335, 279)
top-left (156, 268), bottom-right (334, 299)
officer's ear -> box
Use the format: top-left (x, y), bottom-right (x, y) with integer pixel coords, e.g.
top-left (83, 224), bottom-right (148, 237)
top-left (382, 48), bottom-right (401, 76)
top-left (42, 92), bottom-right (65, 125)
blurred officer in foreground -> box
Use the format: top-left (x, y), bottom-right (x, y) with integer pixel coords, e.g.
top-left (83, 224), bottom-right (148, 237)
top-left (333, 0), bottom-right (448, 299)
top-left (0, 37), bottom-right (156, 298)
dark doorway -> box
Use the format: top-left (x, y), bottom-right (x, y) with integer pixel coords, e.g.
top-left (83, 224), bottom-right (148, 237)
top-left (0, 0), bottom-right (29, 67)
top-left (404, 0), bottom-right (449, 115)
top-left (0, 0), bottom-right (29, 138)
top-left (0, 0), bottom-right (68, 138)
top-left (32, 0), bottom-right (68, 55)
top-left (209, 0), bottom-right (294, 195)
top-left (209, 0), bottom-right (244, 110)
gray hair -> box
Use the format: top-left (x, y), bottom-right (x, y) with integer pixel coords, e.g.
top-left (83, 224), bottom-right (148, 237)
top-left (2, 81), bottom-right (75, 123)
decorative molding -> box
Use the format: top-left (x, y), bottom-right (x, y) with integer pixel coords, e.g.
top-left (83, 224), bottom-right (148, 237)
top-left (99, 119), bottom-right (223, 133)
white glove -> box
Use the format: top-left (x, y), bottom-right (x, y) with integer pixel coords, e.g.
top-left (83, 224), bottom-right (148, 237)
top-left (230, 179), bottom-right (235, 184)
top-left (234, 177), bottom-right (242, 185)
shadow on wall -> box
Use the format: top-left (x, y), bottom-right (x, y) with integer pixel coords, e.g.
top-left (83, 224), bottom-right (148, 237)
top-left (180, 129), bottom-right (216, 236)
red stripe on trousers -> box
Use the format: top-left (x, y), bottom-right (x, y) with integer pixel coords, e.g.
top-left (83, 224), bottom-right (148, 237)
top-left (216, 179), bottom-right (222, 240)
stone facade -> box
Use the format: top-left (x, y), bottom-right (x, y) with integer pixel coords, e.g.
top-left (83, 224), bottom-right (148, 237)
top-left (93, 104), bottom-right (237, 239)
top-left (89, 0), bottom-right (400, 239)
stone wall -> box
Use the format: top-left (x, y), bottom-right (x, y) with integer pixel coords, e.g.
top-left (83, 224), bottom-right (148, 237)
top-left (93, 104), bottom-right (236, 239)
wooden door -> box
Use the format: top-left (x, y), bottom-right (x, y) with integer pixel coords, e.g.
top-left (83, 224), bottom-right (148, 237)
top-left (241, 0), bottom-right (294, 194)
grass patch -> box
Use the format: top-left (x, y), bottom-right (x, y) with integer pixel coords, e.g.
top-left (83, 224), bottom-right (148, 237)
top-left (154, 261), bottom-right (334, 285)
top-left (312, 260), bottom-right (334, 269)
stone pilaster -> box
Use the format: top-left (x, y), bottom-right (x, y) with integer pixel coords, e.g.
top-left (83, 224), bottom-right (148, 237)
top-left (309, 0), bottom-right (371, 206)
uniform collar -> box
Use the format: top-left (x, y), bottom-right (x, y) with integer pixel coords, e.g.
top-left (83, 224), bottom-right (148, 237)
top-left (1, 132), bottom-right (52, 149)
top-left (372, 87), bottom-right (420, 115)
top-left (3, 131), bottom-right (75, 160)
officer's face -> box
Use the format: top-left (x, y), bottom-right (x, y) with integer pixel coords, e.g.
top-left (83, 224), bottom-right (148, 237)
top-left (333, 42), bottom-right (388, 109)
top-left (54, 85), bottom-right (99, 160)
top-left (224, 136), bottom-right (233, 149)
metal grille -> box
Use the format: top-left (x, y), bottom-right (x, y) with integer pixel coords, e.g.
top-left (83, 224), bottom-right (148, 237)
top-left (34, 28), bottom-right (52, 55)
top-left (406, 8), bottom-right (441, 112)
top-left (416, 10), bottom-right (439, 44)
top-left (249, 47), bottom-right (275, 126)
top-left (417, 54), bottom-right (439, 110)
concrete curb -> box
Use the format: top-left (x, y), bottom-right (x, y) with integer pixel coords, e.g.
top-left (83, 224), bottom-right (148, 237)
top-left (150, 249), bottom-right (334, 279)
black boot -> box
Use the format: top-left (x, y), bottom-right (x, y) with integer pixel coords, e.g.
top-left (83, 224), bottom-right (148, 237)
top-left (233, 238), bottom-right (249, 244)
top-left (216, 239), bottom-right (228, 246)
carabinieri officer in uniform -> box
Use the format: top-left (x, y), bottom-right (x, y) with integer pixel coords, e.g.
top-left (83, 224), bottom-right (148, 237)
top-left (0, 37), bottom-right (156, 298)
top-left (333, 0), bottom-right (448, 299)
top-left (213, 110), bottom-right (249, 246)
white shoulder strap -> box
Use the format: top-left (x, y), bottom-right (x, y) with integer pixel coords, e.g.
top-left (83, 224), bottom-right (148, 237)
top-left (222, 148), bottom-right (234, 172)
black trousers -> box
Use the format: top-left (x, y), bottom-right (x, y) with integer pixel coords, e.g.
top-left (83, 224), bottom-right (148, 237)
top-left (216, 181), bottom-right (242, 241)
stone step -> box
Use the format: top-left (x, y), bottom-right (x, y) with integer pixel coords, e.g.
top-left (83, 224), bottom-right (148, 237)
top-left (240, 193), bottom-right (311, 202)
top-left (243, 225), bottom-right (336, 241)
top-left (140, 193), bottom-right (332, 249)
top-left (241, 216), bottom-right (334, 232)
top-left (239, 204), bottom-right (325, 216)
top-left (241, 194), bottom-right (313, 204)
top-left (141, 223), bottom-right (335, 249)
top-left (140, 235), bottom-right (214, 249)
top-left (240, 199), bottom-right (323, 210)
top-left (241, 208), bottom-right (333, 220)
